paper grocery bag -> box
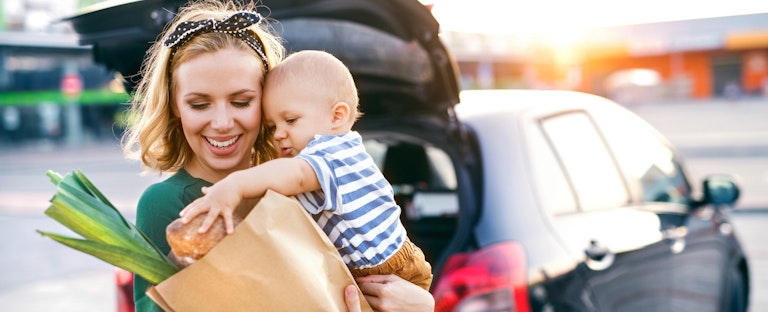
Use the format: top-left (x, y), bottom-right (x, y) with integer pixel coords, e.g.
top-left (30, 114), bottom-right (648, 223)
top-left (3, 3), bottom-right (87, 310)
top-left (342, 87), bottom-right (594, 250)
top-left (147, 190), bottom-right (371, 312)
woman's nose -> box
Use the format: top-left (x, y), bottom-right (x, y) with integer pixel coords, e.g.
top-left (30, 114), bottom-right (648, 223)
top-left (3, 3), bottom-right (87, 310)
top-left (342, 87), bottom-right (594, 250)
top-left (210, 105), bottom-right (234, 130)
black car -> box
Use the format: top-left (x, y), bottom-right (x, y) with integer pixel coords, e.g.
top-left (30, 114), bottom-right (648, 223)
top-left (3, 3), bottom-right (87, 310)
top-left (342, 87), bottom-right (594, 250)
top-left (68, 1), bottom-right (749, 311)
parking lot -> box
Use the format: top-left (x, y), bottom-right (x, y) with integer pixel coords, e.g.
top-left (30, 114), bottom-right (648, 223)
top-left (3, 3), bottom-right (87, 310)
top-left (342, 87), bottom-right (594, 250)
top-left (0, 98), bottom-right (766, 311)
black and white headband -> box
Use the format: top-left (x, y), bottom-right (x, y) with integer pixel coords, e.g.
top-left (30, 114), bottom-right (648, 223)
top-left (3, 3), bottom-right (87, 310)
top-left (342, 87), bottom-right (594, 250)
top-left (163, 11), bottom-right (270, 72)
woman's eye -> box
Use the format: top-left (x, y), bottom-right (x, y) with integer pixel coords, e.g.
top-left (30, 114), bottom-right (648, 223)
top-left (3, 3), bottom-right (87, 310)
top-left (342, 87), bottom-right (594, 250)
top-left (189, 103), bottom-right (208, 110)
top-left (232, 101), bottom-right (250, 108)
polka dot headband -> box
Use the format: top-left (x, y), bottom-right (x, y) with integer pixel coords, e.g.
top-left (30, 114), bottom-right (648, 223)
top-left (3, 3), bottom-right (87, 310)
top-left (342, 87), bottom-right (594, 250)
top-left (163, 11), bottom-right (270, 72)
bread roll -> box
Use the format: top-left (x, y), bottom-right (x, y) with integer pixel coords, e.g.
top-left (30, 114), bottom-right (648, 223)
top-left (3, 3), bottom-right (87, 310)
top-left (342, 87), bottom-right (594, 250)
top-left (166, 214), bottom-right (242, 267)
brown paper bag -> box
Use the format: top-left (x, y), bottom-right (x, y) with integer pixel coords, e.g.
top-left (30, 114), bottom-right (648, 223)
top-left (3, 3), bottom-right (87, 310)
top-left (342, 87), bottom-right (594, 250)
top-left (147, 190), bottom-right (372, 311)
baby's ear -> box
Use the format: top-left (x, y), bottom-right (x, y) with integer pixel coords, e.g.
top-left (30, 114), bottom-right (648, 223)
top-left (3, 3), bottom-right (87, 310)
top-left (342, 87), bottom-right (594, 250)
top-left (331, 101), bottom-right (351, 126)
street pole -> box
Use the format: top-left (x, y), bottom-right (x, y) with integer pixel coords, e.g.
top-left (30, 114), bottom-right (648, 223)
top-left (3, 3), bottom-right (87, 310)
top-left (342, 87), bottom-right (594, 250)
top-left (62, 63), bottom-right (84, 146)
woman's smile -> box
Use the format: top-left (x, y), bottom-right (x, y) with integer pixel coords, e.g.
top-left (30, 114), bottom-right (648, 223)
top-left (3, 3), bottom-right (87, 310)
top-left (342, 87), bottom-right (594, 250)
top-left (206, 135), bottom-right (241, 155)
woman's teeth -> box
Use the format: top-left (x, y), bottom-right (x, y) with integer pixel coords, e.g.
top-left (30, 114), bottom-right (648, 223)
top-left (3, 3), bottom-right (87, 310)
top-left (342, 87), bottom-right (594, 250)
top-left (206, 136), bottom-right (238, 148)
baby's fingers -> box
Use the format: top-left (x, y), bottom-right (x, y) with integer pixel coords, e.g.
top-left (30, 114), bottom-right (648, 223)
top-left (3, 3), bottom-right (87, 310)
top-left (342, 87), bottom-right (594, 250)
top-left (223, 215), bottom-right (236, 234)
top-left (180, 200), bottom-right (203, 223)
top-left (198, 210), bottom-right (224, 233)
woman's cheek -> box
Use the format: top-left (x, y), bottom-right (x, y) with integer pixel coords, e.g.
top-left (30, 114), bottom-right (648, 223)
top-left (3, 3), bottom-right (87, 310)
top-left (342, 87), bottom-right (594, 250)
top-left (241, 106), bottom-right (262, 132)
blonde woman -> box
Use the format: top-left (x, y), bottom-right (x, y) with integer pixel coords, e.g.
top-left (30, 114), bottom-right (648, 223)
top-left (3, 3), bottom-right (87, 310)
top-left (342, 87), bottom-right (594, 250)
top-left (123, 1), bottom-right (433, 311)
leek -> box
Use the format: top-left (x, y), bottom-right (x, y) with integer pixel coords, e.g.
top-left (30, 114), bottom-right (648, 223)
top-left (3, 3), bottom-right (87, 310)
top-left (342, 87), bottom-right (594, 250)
top-left (37, 170), bottom-right (179, 285)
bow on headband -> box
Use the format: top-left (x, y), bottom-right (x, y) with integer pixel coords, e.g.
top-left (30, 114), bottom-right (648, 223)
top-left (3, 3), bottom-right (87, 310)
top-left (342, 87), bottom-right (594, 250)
top-left (163, 11), bottom-right (269, 72)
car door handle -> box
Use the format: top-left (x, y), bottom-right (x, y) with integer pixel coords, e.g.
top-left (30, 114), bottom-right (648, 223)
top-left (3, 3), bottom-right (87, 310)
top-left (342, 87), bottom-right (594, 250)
top-left (584, 240), bottom-right (615, 271)
top-left (662, 227), bottom-right (687, 240)
top-left (662, 227), bottom-right (687, 254)
top-left (585, 240), bottom-right (609, 260)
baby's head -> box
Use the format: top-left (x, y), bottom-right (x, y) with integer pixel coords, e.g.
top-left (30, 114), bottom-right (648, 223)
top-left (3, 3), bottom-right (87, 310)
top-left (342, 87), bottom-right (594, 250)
top-left (263, 50), bottom-right (361, 156)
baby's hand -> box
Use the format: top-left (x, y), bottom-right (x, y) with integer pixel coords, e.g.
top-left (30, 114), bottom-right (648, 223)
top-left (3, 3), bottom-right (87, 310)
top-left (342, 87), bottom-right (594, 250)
top-left (180, 183), bottom-right (241, 234)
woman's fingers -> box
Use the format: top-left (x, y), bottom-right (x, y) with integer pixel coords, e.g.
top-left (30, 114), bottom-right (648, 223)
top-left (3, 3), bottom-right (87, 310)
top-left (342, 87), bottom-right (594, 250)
top-left (344, 284), bottom-right (361, 312)
top-left (356, 274), bottom-right (397, 284)
top-left (355, 275), bottom-right (435, 312)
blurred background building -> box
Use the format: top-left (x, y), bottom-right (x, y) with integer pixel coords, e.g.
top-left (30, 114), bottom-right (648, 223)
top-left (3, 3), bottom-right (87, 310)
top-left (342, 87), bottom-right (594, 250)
top-left (0, 0), bottom-right (128, 146)
top-left (1, 0), bottom-right (767, 147)
top-left (444, 13), bottom-right (768, 104)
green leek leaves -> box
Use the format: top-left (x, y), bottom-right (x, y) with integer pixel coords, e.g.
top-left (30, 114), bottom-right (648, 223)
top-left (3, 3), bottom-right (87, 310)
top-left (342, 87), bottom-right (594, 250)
top-left (37, 170), bottom-right (179, 285)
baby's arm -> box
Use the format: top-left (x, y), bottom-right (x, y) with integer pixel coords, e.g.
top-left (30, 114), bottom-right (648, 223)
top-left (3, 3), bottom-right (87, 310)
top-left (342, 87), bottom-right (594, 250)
top-left (180, 157), bottom-right (321, 233)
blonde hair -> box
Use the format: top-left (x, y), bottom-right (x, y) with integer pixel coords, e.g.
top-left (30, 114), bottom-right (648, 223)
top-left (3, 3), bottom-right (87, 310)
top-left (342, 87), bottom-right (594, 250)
top-left (266, 50), bottom-right (361, 122)
top-left (122, 0), bottom-right (284, 173)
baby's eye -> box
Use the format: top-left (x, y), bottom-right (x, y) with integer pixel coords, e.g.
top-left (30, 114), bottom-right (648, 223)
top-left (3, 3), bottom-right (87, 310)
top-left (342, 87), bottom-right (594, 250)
top-left (286, 117), bottom-right (297, 124)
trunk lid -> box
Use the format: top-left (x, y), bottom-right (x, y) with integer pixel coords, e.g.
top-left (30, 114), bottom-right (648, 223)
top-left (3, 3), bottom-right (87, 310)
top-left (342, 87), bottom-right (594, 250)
top-left (66, 0), bottom-right (461, 126)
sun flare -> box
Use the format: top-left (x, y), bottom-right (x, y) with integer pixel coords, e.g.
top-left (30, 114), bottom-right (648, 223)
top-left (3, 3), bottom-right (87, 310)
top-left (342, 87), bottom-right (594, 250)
top-left (427, 0), bottom-right (768, 35)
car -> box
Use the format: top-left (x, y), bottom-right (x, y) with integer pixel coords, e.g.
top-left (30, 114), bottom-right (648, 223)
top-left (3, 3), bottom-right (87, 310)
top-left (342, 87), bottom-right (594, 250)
top-left (68, 0), bottom-right (749, 311)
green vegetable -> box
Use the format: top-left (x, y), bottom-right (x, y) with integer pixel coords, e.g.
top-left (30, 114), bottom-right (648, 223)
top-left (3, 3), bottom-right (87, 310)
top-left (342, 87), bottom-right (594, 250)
top-left (37, 170), bottom-right (179, 285)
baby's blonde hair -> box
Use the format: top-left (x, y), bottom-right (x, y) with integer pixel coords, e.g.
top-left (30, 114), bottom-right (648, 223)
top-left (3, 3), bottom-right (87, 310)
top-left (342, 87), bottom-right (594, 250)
top-left (122, 0), bottom-right (284, 173)
top-left (266, 50), bottom-right (361, 123)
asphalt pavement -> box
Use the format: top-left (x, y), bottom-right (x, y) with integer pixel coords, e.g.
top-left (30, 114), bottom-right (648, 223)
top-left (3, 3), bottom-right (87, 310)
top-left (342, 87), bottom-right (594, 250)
top-left (0, 141), bottom-right (160, 311)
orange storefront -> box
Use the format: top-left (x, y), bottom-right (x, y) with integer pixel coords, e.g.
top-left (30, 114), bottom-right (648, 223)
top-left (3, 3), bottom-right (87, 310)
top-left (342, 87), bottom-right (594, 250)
top-left (446, 13), bottom-right (768, 101)
top-left (566, 13), bottom-right (768, 100)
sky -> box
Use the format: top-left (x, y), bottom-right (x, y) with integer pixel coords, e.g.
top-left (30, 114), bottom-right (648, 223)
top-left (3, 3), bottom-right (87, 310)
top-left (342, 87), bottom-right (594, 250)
top-left (427, 0), bottom-right (768, 34)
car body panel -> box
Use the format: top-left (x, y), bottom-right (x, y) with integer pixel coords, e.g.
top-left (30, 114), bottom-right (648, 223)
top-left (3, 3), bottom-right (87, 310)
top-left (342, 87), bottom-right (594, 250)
top-left (456, 89), bottom-right (746, 311)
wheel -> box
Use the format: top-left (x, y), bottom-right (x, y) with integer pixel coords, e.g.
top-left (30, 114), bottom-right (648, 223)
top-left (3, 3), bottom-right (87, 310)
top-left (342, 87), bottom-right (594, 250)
top-left (726, 265), bottom-right (748, 312)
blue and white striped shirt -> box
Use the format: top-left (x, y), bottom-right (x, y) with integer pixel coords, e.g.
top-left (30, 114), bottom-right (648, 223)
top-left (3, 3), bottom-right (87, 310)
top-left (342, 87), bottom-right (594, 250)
top-left (295, 131), bottom-right (406, 269)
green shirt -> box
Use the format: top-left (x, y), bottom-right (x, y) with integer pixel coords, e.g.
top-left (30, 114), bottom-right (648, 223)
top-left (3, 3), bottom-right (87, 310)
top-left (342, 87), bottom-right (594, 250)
top-left (133, 169), bottom-right (211, 312)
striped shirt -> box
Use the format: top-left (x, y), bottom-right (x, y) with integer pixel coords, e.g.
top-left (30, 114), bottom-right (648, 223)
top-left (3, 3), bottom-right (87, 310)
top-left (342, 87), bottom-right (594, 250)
top-left (295, 131), bottom-right (406, 269)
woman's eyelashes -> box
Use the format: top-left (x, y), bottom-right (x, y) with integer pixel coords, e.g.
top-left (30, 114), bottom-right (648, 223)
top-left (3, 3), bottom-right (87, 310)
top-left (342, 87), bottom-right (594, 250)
top-left (189, 102), bottom-right (209, 110)
top-left (231, 98), bottom-right (253, 108)
top-left (185, 99), bottom-right (253, 110)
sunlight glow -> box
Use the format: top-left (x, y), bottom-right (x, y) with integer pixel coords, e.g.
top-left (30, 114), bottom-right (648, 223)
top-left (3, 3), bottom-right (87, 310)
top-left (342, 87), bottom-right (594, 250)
top-left (427, 0), bottom-right (768, 35)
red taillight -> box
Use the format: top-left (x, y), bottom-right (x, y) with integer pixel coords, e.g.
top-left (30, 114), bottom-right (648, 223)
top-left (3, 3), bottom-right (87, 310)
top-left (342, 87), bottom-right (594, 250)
top-left (115, 268), bottom-right (135, 312)
top-left (432, 242), bottom-right (530, 312)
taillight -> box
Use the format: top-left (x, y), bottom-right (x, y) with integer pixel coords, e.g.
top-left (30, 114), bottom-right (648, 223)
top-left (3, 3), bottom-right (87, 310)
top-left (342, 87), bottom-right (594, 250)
top-left (432, 242), bottom-right (530, 312)
top-left (115, 268), bottom-right (135, 312)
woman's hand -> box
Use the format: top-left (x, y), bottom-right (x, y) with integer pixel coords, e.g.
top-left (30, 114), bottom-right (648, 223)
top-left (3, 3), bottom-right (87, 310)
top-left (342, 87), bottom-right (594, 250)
top-left (345, 284), bottom-right (365, 312)
top-left (345, 274), bottom-right (435, 312)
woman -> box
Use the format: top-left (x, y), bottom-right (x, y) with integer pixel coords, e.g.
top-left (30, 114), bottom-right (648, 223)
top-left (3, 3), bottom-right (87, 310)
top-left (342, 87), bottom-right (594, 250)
top-left (122, 1), bottom-right (433, 311)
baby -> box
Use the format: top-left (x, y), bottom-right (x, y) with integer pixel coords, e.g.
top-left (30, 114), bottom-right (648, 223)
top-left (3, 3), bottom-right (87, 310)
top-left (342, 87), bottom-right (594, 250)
top-left (180, 50), bottom-right (432, 290)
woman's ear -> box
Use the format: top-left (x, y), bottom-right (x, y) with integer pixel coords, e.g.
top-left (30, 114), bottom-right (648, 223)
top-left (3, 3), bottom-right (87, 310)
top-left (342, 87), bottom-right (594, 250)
top-left (331, 102), bottom-right (351, 128)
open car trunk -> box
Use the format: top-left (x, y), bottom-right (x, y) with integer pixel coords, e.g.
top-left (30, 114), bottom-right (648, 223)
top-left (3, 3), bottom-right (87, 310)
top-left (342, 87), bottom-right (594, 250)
top-left (66, 0), bottom-right (460, 125)
top-left (67, 0), bottom-right (477, 284)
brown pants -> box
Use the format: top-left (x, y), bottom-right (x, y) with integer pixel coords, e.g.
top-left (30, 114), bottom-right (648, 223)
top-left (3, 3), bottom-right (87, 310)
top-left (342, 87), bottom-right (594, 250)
top-left (349, 238), bottom-right (433, 290)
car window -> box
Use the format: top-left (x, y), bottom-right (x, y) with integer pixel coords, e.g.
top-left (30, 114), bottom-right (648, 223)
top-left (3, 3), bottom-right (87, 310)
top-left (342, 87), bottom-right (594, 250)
top-left (528, 118), bottom-right (578, 215)
top-left (540, 111), bottom-right (629, 211)
top-left (591, 106), bottom-right (691, 204)
top-left (364, 140), bottom-right (388, 167)
top-left (366, 139), bottom-right (458, 218)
